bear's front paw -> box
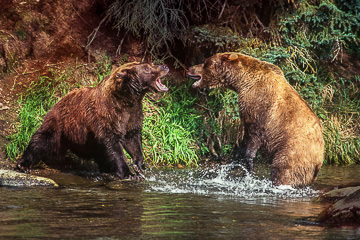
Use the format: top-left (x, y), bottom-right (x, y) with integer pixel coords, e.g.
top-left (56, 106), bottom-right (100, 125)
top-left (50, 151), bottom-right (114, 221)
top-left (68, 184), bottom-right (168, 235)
top-left (133, 164), bottom-right (145, 178)
top-left (15, 163), bottom-right (30, 174)
top-left (129, 174), bottom-right (145, 181)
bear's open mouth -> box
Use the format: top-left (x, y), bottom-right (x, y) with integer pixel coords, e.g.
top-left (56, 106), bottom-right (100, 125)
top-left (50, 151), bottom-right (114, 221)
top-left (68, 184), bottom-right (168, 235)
top-left (187, 74), bottom-right (202, 88)
top-left (155, 78), bottom-right (168, 92)
top-left (153, 66), bottom-right (169, 92)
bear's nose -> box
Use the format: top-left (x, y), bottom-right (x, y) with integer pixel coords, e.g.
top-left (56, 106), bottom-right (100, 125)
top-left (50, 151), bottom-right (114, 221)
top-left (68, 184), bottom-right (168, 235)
top-left (161, 65), bottom-right (168, 71)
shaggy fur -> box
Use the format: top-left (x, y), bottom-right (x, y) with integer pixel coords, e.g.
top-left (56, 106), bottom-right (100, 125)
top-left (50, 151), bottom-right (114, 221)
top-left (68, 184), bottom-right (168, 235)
top-left (187, 52), bottom-right (324, 186)
top-left (17, 62), bottom-right (169, 179)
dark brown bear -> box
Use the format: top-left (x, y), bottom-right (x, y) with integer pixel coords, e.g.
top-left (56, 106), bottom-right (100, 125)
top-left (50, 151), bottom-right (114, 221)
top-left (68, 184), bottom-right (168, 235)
top-left (17, 62), bottom-right (169, 179)
top-left (187, 52), bottom-right (324, 187)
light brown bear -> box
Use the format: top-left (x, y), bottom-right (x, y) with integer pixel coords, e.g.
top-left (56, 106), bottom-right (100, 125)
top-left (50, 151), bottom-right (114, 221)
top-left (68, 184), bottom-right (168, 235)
top-left (187, 52), bottom-right (324, 187)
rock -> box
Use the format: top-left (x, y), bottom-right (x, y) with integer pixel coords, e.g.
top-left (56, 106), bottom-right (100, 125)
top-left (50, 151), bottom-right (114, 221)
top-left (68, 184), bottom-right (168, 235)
top-left (0, 169), bottom-right (58, 187)
top-left (320, 186), bottom-right (360, 202)
top-left (319, 188), bottom-right (360, 226)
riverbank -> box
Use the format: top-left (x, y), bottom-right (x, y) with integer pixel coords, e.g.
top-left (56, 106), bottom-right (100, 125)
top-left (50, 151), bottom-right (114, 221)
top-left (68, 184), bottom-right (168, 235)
top-left (1, 0), bottom-right (359, 168)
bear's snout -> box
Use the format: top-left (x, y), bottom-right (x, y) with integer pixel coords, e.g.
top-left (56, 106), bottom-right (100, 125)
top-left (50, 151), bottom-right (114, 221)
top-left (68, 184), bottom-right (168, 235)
top-left (187, 66), bottom-right (203, 88)
top-left (161, 65), bottom-right (169, 71)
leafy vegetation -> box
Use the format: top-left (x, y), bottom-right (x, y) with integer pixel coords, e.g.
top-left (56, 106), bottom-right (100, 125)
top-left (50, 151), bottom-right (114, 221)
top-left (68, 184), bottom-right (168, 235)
top-left (6, 78), bottom-right (50, 159)
top-left (103, 0), bottom-right (187, 58)
top-left (320, 75), bottom-right (360, 164)
top-left (6, 72), bottom-right (69, 159)
top-left (98, 0), bottom-right (287, 61)
top-left (142, 82), bottom-right (200, 166)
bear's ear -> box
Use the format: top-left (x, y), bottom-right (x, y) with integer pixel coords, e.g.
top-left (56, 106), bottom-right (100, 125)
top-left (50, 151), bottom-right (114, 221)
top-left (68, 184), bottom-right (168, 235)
top-left (115, 71), bottom-right (127, 79)
top-left (222, 53), bottom-right (239, 61)
top-left (116, 68), bottom-right (139, 85)
top-left (228, 53), bottom-right (239, 61)
top-left (115, 68), bottom-right (137, 79)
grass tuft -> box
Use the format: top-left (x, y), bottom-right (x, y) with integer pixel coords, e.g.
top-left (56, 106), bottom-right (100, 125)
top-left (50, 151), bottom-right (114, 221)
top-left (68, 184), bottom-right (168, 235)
top-left (142, 81), bottom-right (200, 166)
top-left (6, 75), bottom-right (62, 159)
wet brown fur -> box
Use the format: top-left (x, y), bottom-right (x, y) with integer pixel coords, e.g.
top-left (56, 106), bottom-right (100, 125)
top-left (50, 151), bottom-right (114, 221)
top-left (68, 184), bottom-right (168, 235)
top-left (188, 52), bottom-right (324, 187)
top-left (17, 62), bottom-right (169, 179)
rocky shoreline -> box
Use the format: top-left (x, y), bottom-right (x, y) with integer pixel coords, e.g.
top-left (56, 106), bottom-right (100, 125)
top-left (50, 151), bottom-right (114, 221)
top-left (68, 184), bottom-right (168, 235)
top-left (0, 169), bottom-right (58, 187)
top-left (318, 185), bottom-right (360, 227)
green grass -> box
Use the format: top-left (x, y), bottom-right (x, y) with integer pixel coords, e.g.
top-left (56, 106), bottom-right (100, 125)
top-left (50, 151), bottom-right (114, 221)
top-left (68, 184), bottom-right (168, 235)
top-left (197, 89), bottom-right (242, 158)
top-left (323, 114), bottom-right (360, 164)
top-left (320, 75), bottom-right (360, 164)
top-left (6, 76), bottom-right (59, 159)
top-left (5, 70), bottom-right (72, 159)
top-left (142, 81), bottom-right (201, 166)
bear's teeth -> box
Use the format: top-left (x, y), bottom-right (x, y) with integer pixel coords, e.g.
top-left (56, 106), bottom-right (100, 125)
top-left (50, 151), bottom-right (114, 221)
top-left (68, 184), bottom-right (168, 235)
top-left (155, 78), bottom-right (168, 92)
top-left (192, 79), bottom-right (201, 88)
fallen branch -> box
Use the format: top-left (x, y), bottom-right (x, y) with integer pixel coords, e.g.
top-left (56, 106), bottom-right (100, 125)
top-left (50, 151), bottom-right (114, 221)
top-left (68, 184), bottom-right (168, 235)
top-left (86, 15), bottom-right (109, 49)
top-left (218, 0), bottom-right (227, 20)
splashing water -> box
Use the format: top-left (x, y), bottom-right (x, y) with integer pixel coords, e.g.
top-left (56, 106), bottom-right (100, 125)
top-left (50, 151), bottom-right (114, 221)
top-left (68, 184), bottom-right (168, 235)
top-left (145, 163), bottom-right (318, 203)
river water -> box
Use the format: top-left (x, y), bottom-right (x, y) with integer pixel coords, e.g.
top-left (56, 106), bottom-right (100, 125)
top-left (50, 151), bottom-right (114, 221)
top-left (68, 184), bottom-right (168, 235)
top-left (1, 164), bottom-right (360, 239)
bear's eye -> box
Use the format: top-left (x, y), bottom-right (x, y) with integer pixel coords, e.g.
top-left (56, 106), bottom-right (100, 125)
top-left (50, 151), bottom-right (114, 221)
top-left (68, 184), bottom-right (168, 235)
top-left (144, 66), bottom-right (151, 73)
top-left (204, 59), bottom-right (212, 69)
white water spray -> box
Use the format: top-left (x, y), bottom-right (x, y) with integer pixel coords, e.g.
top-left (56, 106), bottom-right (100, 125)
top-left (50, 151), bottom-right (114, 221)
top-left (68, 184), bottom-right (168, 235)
top-left (145, 163), bottom-right (318, 202)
